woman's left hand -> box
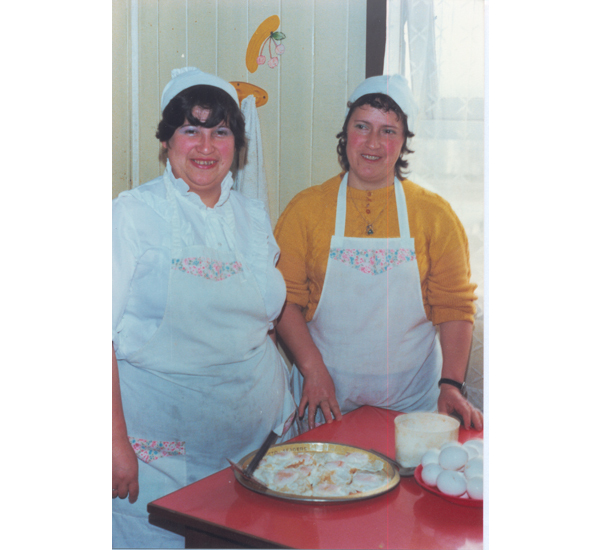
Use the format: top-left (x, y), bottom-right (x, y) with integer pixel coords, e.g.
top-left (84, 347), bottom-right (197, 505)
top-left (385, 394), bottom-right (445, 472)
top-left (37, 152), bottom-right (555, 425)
top-left (437, 385), bottom-right (483, 431)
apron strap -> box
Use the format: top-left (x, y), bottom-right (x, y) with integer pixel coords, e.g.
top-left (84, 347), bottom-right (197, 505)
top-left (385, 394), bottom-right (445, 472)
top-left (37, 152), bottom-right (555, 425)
top-left (335, 174), bottom-right (412, 238)
top-left (334, 174), bottom-right (349, 237)
top-left (163, 172), bottom-right (183, 252)
top-left (394, 178), bottom-right (411, 239)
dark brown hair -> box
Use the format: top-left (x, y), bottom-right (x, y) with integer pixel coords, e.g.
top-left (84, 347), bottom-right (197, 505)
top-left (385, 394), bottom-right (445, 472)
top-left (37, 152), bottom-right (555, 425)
top-left (336, 93), bottom-right (415, 180)
top-left (156, 84), bottom-right (246, 159)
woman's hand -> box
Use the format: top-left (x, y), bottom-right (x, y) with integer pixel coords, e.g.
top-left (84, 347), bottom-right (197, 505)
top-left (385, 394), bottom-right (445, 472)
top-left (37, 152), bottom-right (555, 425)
top-left (437, 320), bottom-right (483, 430)
top-left (112, 343), bottom-right (139, 502)
top-left (276, 302), bottom-right (342, 429)
top-left (112, 435), bottom-right (140, 502)
top-left (299, 362), bottom-right (342, 430)
top-left (437, 385), bottom-right (483, 431)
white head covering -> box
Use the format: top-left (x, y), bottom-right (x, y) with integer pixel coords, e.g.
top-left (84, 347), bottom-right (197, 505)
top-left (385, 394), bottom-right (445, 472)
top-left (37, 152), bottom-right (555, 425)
top-left (161, 67), bottom-right (240, 112)
top-left (346, 74), bottom-right (418, 133)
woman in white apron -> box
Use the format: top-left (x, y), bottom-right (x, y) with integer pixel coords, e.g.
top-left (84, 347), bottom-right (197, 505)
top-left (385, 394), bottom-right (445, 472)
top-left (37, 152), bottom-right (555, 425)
top-left (274, 75), bottom-right (482, 432)
top-left (112, 68), bottom-right (296, 548)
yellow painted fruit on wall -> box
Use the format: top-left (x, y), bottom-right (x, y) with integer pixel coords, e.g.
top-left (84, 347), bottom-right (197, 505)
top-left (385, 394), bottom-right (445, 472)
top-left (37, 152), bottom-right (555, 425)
top-left (230, 82), bottom-right (269, 107)
top-left (246, 15), bottom-right (281, 73)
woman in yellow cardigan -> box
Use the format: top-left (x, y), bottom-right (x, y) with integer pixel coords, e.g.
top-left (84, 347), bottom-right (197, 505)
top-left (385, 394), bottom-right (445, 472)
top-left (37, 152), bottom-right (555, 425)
top-left (274, 74), bottom-right (483, 432)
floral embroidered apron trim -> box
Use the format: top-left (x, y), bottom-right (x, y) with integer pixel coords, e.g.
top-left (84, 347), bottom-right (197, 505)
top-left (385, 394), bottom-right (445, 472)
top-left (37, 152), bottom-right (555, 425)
top-left (128, 437), bottom-right (186, 464)
top-left (172, 257), bottom-right (243, 281)
top-left (329, 248), bottom-right (416, 275)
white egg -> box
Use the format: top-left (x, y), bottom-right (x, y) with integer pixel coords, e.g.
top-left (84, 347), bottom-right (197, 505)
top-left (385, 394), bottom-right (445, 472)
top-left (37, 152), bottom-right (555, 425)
top-left (439, 445), bottom-right (469, 471)
top-left (466, 474), bottom-right (483, 499)
top-left (421, 463), bottom-right (443, 487)
top-left (437, 470), bottom-right (467, 497)
top-left (420, 448), bottom-right (441, 467)
top-left (440, 441), bottom-right (462, 451)
top-left (462, 438), bottom-right (483, 456)
top-left (462, 444), bottom-right (479, 460)
top-left (464, 456), bottom-right (484, 479)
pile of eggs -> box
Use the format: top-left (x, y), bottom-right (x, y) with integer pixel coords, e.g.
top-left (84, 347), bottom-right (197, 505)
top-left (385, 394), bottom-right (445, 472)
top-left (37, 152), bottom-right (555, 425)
top-left (420, 438), bottom-right (483, 500)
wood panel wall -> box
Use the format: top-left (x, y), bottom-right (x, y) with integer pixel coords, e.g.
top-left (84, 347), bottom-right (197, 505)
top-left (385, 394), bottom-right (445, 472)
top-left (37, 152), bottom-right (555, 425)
top-left (112, 0), bottom-right (367, 225)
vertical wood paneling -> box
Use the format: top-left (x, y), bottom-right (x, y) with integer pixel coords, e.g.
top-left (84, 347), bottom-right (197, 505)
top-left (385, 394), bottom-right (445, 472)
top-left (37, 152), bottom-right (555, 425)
top-left (216, 0), bottom-right (249, 81)
top-left (157, 0), bottom-right (189, 180)
top-left (308, 0), bottom-right (366, 191)
top-left (187, 0), bottom-right (217, 72)
top-left (246, 0), bottom-right (282, 224)
top-left (279, 0), bottom-right (315, 211)
top-left (158, 1), bottom-right (189, 89)
top-left (137, 0), bottom-right (160, 186)
top-left (348, 0), bottom-right (367, 90)
top-left (311, 1), bottom-right (353, 188)
top-left (113, 0), bottom-right (131, 198)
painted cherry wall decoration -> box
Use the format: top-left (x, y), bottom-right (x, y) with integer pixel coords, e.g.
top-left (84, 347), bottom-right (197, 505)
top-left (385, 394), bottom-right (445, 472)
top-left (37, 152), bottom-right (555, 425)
top-left (246, 15), bottom-right (286, 73)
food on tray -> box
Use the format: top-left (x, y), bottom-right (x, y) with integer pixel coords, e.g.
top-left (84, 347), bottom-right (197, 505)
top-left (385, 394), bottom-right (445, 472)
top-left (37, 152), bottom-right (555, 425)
top-left (253, 450), bottom-right (393, 497)
top-left (419, 437), bottom-right (484, 500)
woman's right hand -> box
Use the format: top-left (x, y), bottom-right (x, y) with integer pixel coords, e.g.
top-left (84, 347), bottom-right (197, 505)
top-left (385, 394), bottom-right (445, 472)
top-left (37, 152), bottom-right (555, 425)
top-left (112, 435), bottom-right (139, 503)
top-left (299, 361), bottom-right (342, 430)
top-left (112, 343), bottom-right (139, 503)
top-left (276, 303), bottom-right (342, 430)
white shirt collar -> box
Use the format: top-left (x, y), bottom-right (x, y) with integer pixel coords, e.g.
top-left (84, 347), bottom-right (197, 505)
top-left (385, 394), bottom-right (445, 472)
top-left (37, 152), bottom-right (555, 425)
top-left (166, 160), bottom-right (234, 210)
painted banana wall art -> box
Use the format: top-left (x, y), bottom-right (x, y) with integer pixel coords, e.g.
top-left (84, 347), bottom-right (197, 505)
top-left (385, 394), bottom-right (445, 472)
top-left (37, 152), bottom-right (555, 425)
top-left (246, 15), bottom-right (286, 72)
top-left (231, 16), bottom-right (286, 108)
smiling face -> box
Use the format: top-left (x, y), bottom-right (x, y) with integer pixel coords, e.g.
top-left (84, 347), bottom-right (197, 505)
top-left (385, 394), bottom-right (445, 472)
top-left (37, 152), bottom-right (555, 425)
top-left (162, 106), bottom-right (235, 207)
top-left (345, 105), bottom-right (406, 190)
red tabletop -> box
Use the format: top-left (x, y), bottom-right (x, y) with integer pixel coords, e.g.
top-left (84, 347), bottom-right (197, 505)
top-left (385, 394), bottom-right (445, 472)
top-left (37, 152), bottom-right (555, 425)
top-left (148, 406), bottom-right (484, 549)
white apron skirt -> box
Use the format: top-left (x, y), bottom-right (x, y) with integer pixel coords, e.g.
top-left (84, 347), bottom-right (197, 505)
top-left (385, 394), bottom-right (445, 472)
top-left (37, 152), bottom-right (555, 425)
top-left (113, 176), bottom-right (296, 548)
top-left (292, 174), bottom-right (442, 429)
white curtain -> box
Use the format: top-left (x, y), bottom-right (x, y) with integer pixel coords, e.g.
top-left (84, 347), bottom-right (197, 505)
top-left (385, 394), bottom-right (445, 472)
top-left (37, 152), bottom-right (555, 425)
top-left (385, 0), bottom-right (485, 410)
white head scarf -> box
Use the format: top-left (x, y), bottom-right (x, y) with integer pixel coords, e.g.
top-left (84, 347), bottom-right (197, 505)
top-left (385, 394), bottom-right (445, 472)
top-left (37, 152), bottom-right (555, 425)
top-left (161, 67), bottom-right (240, 112)
top-left (346, 74), bottom-right (418, 133)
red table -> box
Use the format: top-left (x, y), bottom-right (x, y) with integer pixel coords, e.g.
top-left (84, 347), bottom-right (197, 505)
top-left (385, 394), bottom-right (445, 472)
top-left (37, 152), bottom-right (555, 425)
top-left (148, 406), bottom-right (484, 549)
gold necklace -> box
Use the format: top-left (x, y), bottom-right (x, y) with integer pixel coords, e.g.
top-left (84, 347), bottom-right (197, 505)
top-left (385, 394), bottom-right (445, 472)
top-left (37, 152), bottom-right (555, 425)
top-left (348, 189), bottom-right (387, 235)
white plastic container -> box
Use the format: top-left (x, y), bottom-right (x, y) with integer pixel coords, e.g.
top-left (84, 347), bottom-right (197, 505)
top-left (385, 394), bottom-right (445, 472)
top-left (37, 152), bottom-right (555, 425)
top-left (394, 412), bottom-right (460, 468)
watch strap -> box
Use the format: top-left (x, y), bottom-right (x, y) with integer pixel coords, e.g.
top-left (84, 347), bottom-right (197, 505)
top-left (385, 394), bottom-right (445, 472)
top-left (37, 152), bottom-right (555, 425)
top-left (438, 378), bottom-right (465, 392)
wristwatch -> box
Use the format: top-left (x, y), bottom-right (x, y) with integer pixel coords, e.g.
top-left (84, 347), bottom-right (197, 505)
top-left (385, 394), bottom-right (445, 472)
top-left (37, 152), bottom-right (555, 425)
top-left (438, 378), bottom-right (467, 396)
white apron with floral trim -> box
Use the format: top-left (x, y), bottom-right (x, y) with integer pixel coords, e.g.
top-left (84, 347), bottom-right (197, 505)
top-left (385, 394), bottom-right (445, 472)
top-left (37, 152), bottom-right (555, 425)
top-left (113, 174), bottom-right (296, 548)
top-left (292, 173), bottom-right (442, 428)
